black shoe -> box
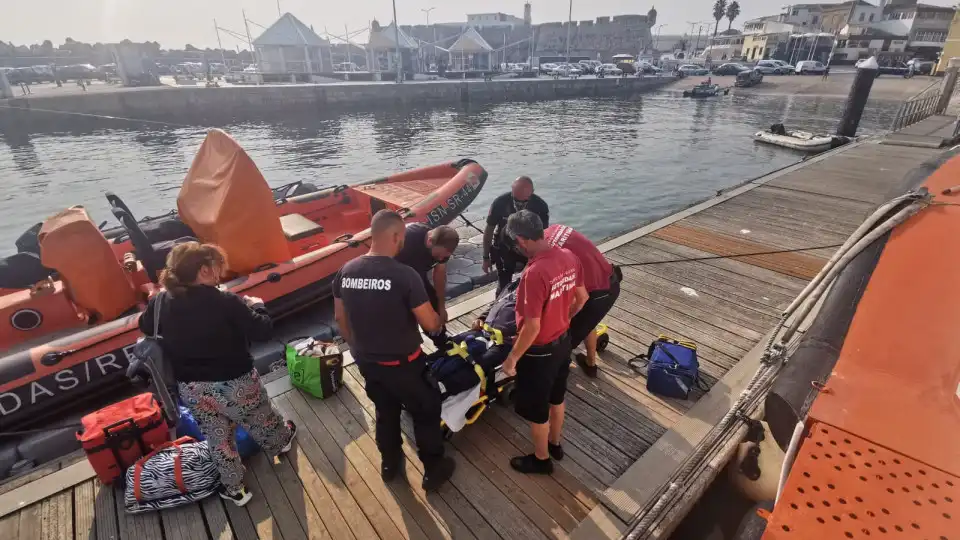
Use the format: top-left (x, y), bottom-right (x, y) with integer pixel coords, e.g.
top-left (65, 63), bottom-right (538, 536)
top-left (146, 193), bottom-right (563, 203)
top-left (218, 484), bottom-right (253, 507)
top-left (510, 454), bottom-right (554, 475)
top-left (548, 442), bottom-right (564, 461)
top-left (381, 456), bottom-right (402, 482)
top-left (575, 353), bottom-right (598, 378)
top-left (422, 456), bottom-right (456, 492)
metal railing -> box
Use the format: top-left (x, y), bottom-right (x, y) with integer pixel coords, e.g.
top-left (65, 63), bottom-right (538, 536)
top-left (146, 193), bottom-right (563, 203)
top-left (891, 80), bottom-right (943, 131)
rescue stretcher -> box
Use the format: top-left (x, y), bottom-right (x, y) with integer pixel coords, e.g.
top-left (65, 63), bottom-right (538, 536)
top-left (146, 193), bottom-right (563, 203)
top-left (432, 323), bottom-right (610, 440)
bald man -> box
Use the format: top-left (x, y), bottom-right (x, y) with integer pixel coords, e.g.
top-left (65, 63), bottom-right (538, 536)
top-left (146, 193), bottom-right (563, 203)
top-left (482, 176), bottom-right (550, 295)
top-left (334, 210), bottom-right (456, 492)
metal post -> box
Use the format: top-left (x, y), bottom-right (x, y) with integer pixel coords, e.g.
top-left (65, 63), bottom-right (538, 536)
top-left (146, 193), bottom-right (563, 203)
top-left (214, 19), bottom-right (227, 73)
top-left (694, 25), bottom-right (703, 55)
top-left (242, 9), bottom-right (260, 83)
top-left (392, 0), bottom-right (403, 83)
top-left (655, 24), bottom-right (666, 50)
top-left (935, 57), bottom-right (960, 113)
top-left (837, 57), bottom-right (877, 137)
top-left (565, 0), bottom-right (573, 62)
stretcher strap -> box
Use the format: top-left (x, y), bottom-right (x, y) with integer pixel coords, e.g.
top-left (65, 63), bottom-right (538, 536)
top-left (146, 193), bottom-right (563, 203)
top-left (482, 324), bottom-right (505, 345)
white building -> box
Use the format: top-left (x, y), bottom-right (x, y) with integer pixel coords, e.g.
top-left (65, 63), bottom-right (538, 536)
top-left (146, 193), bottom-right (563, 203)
top-left (465, 13), bottom-right (526, 29)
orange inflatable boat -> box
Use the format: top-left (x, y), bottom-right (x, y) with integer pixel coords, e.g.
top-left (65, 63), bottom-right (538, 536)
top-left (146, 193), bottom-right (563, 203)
top-left (0, 129), bottom-right (487, 430)
top-left (759, 151), bottom-right (960, 539)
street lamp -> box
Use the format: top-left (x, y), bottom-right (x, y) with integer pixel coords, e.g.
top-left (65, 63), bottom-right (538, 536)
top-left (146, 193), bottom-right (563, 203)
top-left (421, 7), bottom-right (435, 25)
top-left (655, 24), bottom-right (666, 50)
top-left (392, 0), bottom-right (402, 83)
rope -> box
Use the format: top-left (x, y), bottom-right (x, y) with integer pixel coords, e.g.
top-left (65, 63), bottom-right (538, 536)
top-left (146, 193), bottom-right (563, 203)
top-left (614, 244), bottom-right (843, 267)
top-left (458, 214), bottom-right (486, 235)
top-left (0, 104), bottom-right (197, 129)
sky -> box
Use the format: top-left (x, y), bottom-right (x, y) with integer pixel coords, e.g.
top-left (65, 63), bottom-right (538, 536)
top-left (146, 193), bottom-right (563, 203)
top-left (2, 0), bottom-right (958, 49)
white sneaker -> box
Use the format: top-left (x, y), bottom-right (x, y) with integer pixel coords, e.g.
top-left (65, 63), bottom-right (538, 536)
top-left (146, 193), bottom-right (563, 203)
top-left (278, 420), bottom-right (297, 455)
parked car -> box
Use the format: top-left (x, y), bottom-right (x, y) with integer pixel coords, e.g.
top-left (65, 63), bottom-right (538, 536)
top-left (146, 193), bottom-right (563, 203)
top-left (550, 63), bottom-right (582, 77)
top-left (906, 58), bottom-right (935, 75)
top-left (56, 64), bottom-right (102, 81)
top-left (539, 62), bottom-right (558, 74)
top-left (598, 63), bottom-right (623, 76)
top-left (713, 63), bottom-right (750, 76)
top-left (795, 60), bottom-right (826, 75)
top-left (769, 60), bottom-right (795, 73)
top-left (578, 60), bottom-right (601, 74)
top-left (755, 60), bottom-right (791, 75)
top-left (677, 64), bottom-right (709, 76)
top-left (637, 61), bottom-right (662, 74)
top-left (735, 69), bottom-right (764, 87)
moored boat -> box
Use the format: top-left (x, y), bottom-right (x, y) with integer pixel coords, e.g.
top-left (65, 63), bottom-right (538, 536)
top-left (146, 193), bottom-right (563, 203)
top-left (683, 82), bottom-right (729, 98)
top-left (0, 129), bottom-right (487, 432)
top-left (753, 123), bottom-right (850, 153)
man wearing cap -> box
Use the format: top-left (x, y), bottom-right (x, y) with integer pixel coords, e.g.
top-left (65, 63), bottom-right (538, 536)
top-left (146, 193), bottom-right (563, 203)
top-left (333, 210), bottom-right (456, 491)
top-left (501, 210), bottom-right (588, 475)
top-left (482, 176), bottom-right (550, 295)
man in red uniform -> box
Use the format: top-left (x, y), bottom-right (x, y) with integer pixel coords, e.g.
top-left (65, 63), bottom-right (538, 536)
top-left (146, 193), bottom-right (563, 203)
top-left (544, 224), bottom-right (621, 378)
top-left (502, 210), bottom-right (588, 474)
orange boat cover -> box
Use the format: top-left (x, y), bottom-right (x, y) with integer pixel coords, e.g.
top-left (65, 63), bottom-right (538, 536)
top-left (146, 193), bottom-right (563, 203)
top-left (39, 207), bottom-right (138, 321)
top-left (177, 129), bottom-right (290, 274)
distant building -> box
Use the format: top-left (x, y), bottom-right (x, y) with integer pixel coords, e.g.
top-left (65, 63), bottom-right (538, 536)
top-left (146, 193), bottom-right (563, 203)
top-left (448, 27), bottom-right (495, 70)
top-left (367, 20), bottom-right (419, 74)
top-left (741, 17), bottom-right (798, 61)
top-left (466, 12), bottom-right (526, 29)
top-left (936, 9), bottom-right (960, 72)
top-left (703, 29), bottom-right (744, 60)
top-left (870, 0), bottom-right (954, 58)
top-left (252, 13), bottom-right (330, 74)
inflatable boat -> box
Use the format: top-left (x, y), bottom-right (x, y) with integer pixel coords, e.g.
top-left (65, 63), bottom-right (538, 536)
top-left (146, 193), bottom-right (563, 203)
top-left (739, 150), bottom-right (960, 538)
top-left (683, 82), bottom-right (728, 98)
top-left (0, 129), bottom-right (487, 431)
top-left (753, 124), bottom-right (850, 153)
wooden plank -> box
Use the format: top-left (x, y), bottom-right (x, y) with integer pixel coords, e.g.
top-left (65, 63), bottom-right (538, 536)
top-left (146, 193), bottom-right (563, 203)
top-left (568, 503), bottom-right (629, 540)
top-left (267, 396), bottom-right (357, 540)
top-left (0, 461), bottom-right (95, 519)
top-left (91, 480), bottom-right (118, 540)
top-left (296, 391), bottom-right (451, 540)
top-left (246, 453), bottom-right (308, 540)
top-left (40, 490), bottom-right (72, 540)
top-left (239, 456), bottom-right (285, 540)
top-left (199, 497), bottom-right (238, 540)
top-left (72, 481), bottom-right (96, 540)
top-left (562, 392), bottom-right (650, 460)
top-left (18, 503), bottom-right (41, 540)
top-left (114, 483), bottom-right (163, 540)
top-left (159, 504), bottom-right (208, 540)
top-left (0, 511), bottom-right (19, 539)
top-left (340, 367), bottom-right (549, 540)
top-left (322, 393), bottom-right (477, 540)
top-left (331, 378), bottom-right (498, 540)
top-left (456, 420), bottom-right (584, 533)
top-left (274, 392), bottom-right (380, 540)
top-left (220, 495), bottom-right (262, 540)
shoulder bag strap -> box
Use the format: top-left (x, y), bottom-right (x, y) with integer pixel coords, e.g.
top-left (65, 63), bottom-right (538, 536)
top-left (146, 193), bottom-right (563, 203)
top-left (152, 291), bottom-right (165, 338)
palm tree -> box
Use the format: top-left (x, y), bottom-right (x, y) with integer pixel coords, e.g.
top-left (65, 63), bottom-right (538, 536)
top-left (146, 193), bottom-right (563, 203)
top-left (726, 1), bottom-right (741, 30)
top-left (712, 0), bottom-right (728, 37)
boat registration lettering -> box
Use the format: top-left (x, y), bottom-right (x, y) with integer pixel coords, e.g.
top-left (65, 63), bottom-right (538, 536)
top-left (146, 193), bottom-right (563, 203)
top-left (426, 174), bottom-right (483, 227)
top-left (0, 345), bottom-right (133, 417)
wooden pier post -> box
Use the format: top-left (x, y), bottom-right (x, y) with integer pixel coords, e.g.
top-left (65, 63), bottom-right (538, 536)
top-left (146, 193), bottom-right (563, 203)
top-left (935, 57), bottom-right (960, 114)
top-left (836, 56), bottom-right (878, 138)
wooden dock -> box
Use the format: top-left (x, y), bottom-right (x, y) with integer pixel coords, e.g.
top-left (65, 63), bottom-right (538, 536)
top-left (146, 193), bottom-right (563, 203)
top-left (0, 138), bottom-right (946, 540)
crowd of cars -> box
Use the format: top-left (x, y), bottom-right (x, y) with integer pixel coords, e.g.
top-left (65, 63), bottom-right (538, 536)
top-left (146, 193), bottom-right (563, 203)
top-left (0, 63), bottom-right (109, 85)
top-left (536, 58), bottom-right (662, 78)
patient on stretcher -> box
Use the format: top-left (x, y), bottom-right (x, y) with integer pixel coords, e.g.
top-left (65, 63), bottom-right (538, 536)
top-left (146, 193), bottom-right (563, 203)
top-left (426, 277), bottom-right (519, 400)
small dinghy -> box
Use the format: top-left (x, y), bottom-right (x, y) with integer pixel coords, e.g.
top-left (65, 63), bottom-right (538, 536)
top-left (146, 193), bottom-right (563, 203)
top-left (753, 123), bottom-right (851, 153)
top-left (683, 81), bottom-right (729, 98)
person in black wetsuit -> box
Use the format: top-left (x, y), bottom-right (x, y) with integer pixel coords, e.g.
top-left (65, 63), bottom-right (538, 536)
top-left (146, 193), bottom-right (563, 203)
top-left (395, 223), bottom-right (459, 348)
top-left (482, 176), bottom-right (550, 295)
top-left (333, 210), bottom-right (456, 492)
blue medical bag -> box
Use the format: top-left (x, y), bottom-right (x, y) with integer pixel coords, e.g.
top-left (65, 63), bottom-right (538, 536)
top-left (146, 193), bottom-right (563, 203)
top-left (630, 336), bottom-right (704, 400)
top-left (176, 405), bottom-right (260, 458)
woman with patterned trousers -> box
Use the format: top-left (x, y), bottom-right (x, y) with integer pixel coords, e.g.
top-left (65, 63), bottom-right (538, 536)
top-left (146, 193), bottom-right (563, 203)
top-left (138, 242), bottom-right (296, 507)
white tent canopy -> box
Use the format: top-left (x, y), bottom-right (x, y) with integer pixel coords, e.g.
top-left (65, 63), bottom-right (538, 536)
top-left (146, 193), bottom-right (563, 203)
top-left (253, 13), bottom-right (327, 47)
top-left (368, 22), bottom-right (419, 50)
top-left (448, 27), bottom-right (494, 54)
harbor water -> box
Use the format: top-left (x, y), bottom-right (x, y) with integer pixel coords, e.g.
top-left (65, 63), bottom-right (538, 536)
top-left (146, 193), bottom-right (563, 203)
top-left (0, 92), bottom-right (899, 254)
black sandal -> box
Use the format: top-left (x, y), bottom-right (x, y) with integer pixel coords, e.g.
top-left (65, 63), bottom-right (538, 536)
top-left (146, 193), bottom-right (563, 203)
top-left (509, 454), bottom-right (554, 475)
top-left (575, 353), bottom-right (598, 378)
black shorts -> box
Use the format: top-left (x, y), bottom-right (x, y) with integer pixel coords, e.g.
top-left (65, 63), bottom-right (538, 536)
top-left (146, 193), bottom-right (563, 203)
top-left (569, 279), bottom-right (621, 349)
top-left (514, 334), bottom-right (572, 424)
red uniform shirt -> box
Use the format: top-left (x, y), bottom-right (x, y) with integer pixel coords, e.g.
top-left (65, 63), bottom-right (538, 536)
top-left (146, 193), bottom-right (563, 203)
top-left (545, 224), bottom-right (613, 292)
top-left (516, 246), bottom-right (584, 345)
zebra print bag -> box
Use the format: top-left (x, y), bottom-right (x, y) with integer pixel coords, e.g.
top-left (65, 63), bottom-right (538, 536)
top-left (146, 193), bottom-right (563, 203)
top-left (123, 436), bottom-right (220, 513)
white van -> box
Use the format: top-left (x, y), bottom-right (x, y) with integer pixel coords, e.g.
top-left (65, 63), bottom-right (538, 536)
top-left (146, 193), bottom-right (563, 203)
top-left (795, 60), bottom-right (826, 75)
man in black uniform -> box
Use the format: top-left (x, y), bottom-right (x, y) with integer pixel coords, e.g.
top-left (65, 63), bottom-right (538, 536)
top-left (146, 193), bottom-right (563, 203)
top-left (482, 176), bottom-right (550, 295)
top-left (395, 223), bottom-right (460, 347)
top-left (333, 210), bottom-right (456, 491)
